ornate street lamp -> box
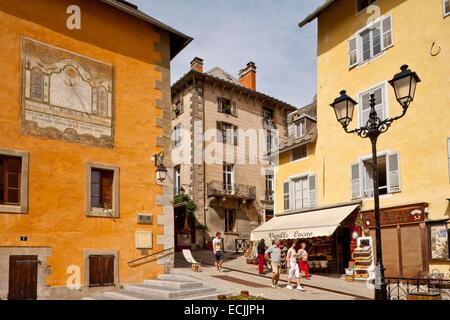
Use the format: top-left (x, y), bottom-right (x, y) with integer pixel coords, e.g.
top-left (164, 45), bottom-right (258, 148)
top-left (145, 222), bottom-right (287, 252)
top-left (153, 152), bottom-right (168, 183)
top-left (330, 65), bottom-right (420, 300)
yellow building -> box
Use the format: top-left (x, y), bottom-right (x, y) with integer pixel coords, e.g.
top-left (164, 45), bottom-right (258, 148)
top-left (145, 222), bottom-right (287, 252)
top-left (269, 0), bottom-right (450, 278)
top-left (0, 0), bottom-right (191, 299)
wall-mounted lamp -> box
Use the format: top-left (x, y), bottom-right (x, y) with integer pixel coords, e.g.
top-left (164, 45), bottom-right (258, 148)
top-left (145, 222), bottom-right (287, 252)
top-left (153, 152), bottom-right (168, 183)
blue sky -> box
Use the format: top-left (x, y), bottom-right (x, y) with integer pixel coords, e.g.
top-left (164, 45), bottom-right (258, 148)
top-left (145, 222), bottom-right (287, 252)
top-left (135, 0), bottom-right (324, 108)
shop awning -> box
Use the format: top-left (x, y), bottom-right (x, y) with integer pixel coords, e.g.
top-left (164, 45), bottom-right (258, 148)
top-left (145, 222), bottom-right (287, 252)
top-left (250, 204), bottom-right (359, 242)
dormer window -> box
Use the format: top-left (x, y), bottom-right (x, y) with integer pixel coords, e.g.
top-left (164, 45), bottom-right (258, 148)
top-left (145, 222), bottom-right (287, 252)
top-left (294, 118), bottom-right (306, 138)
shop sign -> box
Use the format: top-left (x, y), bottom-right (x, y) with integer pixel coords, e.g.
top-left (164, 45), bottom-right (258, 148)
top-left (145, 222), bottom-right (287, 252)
top-left (361, 204), bottom-right (426, 227)
top-left (267, 231), bottom-right (314, 240)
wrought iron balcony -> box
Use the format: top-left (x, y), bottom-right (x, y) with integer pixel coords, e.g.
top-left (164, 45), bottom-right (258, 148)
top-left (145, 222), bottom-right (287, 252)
top-left (207, 181), bottom-right (256, 200)
top-left (265, 190), bottom-right (274, 202)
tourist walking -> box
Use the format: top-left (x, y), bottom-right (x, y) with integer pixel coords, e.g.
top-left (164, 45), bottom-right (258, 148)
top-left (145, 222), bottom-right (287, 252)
top-left (265, 239), bottom-right (282, 288)
top-left (257, 239), bottom-right (268, 275)
top-left (286, 242), bottom-right (305, 291)
top-left (298, 242), bottom-right (310, 280)
top-left (212, 232), bottom-right (224, 272)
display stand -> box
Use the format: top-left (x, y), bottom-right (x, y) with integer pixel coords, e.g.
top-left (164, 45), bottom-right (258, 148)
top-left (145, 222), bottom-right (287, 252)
top-left (352, 237), bottom-right (375, 281)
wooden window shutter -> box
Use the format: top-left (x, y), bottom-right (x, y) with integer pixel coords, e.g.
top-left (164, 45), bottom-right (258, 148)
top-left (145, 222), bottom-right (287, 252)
top-left (387, 152), bottom-right (401, 193)
top-left (232, 101), bottom-right (238, 117)
top-left (308, 174), bottom-right (317, 208)
top-left (351, 162), bottom-right (362, 199)
top-left (101, 171), bottom-right (114, 209)
top-left (234, 125), bottom-right (239, 146)
top-left (216, 122), bottom-right (223, 143)
top-left (217, 97), bottom-right (223, 113)
top-left (348, 36), bottom-right (358, 68)
top-left (381, 15), bottom-right (393, 50)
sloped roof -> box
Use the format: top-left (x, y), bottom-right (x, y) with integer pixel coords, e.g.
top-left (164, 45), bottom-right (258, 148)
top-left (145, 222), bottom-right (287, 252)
top-left (206, 67), bottom-right (242, 85)
top-left (99, 0), bottom-right (192, 59)
top-left (298, 0), bottom-right (337, 27)
top-left (288, 99), bottom-right (317, 124)
top-left (172, 69), bottom-right (297, 112)
top-left (278, 126), bottom-right (318, 153)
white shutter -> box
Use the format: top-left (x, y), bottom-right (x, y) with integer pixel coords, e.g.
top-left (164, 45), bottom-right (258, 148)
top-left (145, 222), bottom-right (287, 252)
top-left (373, 87), bottom-right (385, 120)
top-left (387, 152), bottom-right (401, 193)
top-left (381, 15), bottom-right (393, 50)
top-left (351, 163), bottom-right (362, 199)
top-left (348, 36), bottom-right (358, 68)
top-left (360, 92), bottom-right (371, 126)
top-left (283, 182), bottom-right (290, 211)
top-left (308, 174), bottom-right (317, 208)
top-left (363, 161), bottom-right (374, 198)
top-left (288, 124), bottom-right (294, 137)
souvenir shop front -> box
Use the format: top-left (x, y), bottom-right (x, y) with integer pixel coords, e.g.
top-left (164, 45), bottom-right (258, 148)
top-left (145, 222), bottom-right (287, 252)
top-left (251, 203), bottom-right (366, 275)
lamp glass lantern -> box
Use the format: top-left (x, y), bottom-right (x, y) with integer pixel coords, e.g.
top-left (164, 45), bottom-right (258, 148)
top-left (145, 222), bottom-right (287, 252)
top-left (388, 64), bottom-right (421, 108)
top-left (156, 164), bottom-right (168, 183)
top-left (330, 90), bottom-right (358, 127)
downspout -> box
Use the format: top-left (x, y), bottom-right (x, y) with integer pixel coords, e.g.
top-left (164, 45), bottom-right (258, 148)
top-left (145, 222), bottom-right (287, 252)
top-left (202, 78), bottom-right (207, 249)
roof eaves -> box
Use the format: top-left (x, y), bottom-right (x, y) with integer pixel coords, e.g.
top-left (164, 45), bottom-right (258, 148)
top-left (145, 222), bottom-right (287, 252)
top-left (171, 70), bottom-right (298, 112)
top-left (298, 0), bottom-right (337, 28)
top-left (99, 0), bottom-right (193, 59)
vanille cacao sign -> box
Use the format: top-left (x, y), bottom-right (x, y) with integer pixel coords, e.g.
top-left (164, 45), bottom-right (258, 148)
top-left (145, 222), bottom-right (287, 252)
top-left (360, 203), bottom-right (427, 227)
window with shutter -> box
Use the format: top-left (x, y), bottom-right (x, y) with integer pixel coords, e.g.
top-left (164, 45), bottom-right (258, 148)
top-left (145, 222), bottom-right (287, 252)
top-left (292, 145), bottom-right (308, 161)
top-left (308, 175), bottom-right (317, 208)
top-left (351, 163), bottom-right (362, 199)
top-left (444, 0), bottom-right (450, 17)
top-left (216, 122), bottom-right (223, 143)
top-left (91, 169), bottom-right (114, 210)
top-left (172, 124), bottom-right (182, 147)
top-left (348, 37), bottom-right (358, 68)
top-left (348, 14), bottom-right (393, 68)
top-left (283, 182), bottom-right (290, 211)
top-left (387, 152), bottom-right (401, 193)
top-left (359, 83), bottom-right (387, 127)
top-left (0, 156), bottom-right (22, 205)
top-left (234, 125), bottom-right (239, 146)
top-left (381, 15), bottom-right (393, 49)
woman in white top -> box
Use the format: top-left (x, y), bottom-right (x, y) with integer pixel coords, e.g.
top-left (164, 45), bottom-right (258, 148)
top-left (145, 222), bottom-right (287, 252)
top-left (286, 242), bottom-right (305, 291)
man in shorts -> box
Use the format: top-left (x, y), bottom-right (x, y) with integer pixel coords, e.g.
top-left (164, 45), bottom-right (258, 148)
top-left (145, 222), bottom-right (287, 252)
top-left (286, 242), bottom-right (305, 291)
top-left (212, 232), bottom-right (224, 272)
top-left (265, 239), bottom-right (282, 288)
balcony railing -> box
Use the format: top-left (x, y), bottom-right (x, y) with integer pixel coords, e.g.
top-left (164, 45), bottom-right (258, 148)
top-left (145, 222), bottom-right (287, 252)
top-left (207, 181), bottom-right (256, 200)
top-left (386, 277), bottom-right (450, 300)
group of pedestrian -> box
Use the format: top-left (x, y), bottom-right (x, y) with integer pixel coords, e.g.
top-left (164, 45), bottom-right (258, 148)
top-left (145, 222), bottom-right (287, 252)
top-left (259, 239), bottom-right (310, 291)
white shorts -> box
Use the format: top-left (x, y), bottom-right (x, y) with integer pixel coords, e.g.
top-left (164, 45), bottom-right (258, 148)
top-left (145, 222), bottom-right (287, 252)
top-left (288, 262), bottom-right (300, 279)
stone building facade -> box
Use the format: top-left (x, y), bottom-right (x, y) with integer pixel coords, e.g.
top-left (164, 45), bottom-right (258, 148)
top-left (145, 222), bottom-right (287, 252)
top-left (171, 58), bottom-right (296, 251)
top-left (0, 0), bottom-right (191, 299)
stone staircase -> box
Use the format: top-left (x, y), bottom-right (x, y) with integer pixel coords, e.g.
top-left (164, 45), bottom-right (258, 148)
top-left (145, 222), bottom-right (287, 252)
top-left (83, 274), bottom-right (232, 300)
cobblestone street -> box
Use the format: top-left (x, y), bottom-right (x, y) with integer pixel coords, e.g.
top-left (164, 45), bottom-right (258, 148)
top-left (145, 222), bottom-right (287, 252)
top-left (174, 251), bottom-right (374, 300)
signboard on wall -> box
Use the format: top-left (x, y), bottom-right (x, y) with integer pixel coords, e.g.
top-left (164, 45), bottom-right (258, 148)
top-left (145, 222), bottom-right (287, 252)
top-left (136, 231), bottom-right (153, 249)
top-left (430, 224), bottom-right (449, 260)
top-left (360, 203), bottom-right (427, 227)
top-left (21, 37), bottom-right (115, 148)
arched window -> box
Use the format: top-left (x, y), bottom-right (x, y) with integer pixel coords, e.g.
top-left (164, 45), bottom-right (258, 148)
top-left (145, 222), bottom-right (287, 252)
top-left (30, 68), bottom-right (43, 101)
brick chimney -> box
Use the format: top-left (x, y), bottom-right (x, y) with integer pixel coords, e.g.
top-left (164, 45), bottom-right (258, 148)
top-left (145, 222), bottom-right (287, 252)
top-left (191, 57), bottom-right (204, 73)
top-left (239, 62), bottom-right (257, 90)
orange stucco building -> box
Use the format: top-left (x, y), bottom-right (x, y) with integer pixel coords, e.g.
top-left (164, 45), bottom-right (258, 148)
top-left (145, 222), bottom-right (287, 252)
top-left (0, 0), bottom-right (191, 299)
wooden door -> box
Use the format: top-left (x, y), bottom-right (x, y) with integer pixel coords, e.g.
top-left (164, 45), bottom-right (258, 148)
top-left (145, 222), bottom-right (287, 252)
top-left (89, 255), bottom-right (115, 287)
top-left (379, 227), bottom-right (400, 277)
top-left (8, 255), bottom-right (38, 300)
top-left (401, 225), bottom-right (423, 277)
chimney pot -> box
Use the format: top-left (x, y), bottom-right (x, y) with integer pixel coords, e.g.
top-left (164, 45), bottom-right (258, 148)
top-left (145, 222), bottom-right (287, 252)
top-left (191, 57), bottom-right (204, 73)
top-left (239, 62), bottom-right (257, 91)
